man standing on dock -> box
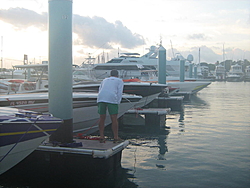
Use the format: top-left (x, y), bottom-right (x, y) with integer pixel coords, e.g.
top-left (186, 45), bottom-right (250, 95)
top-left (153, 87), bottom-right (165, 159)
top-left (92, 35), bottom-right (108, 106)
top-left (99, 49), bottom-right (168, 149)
top-left (97, 69), bottom-right (124, 143)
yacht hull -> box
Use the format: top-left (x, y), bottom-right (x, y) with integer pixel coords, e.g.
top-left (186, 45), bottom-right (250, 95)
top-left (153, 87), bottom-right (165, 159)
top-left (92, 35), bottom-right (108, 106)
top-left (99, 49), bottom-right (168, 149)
top-left (0, 93), bottom-right (142, 134)
top-left (0, 107), bottom-right (62, 175)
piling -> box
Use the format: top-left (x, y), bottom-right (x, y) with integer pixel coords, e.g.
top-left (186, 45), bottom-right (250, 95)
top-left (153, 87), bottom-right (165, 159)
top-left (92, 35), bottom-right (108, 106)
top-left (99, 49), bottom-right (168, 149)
top-left (158, 45), bottom-right (166, 84)
top-left (180, 60), bottom-right (185, 82)
top-left (48, 0), bottom-right (73, 143)
top-left (189, 63), bottom-right (193, 78)
top-left (194, 65), bottom-right (198, 79)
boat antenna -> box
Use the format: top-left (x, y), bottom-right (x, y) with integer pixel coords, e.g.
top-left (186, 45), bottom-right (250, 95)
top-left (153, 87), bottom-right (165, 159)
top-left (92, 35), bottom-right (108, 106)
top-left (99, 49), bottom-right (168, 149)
top-left (118, 47), bottom-right (120, 57)
top-left (223, 43), bottom-right (225, 62)
top-left (1, 36), bottom-right (3, 69)
top-left (199, 48), bottom-right (200, 65)
top-left (160, 35), bottom-right (162, 46)
top-left (102, 50), bottom-right (105, 63)
top-left (170, 40), bottom-right (175, 58)
top-left (23, 54), bottom-right (28, 65)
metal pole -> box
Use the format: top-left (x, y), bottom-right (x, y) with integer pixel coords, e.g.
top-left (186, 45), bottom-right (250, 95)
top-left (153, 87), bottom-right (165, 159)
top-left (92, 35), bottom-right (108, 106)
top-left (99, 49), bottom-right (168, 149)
top-left (189, 63), bottom-right (193, 78)
top-left (158, 45), bottom-right (166, 84)
top-left (48, 0), bottom-right (73, 143)
top-left (194, 66), bottom-right (197, 79)
top-left (180, 60), bottom-right (185, 82)
top-left (1, 36), bottom-right (3, 69)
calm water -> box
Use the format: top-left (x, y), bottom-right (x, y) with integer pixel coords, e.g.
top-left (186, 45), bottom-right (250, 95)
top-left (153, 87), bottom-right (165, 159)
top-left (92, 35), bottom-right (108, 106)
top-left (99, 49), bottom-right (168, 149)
top-left (1, 82), bottom-right (250, 188)
top-left (120, 82), bottom-right (250, 188)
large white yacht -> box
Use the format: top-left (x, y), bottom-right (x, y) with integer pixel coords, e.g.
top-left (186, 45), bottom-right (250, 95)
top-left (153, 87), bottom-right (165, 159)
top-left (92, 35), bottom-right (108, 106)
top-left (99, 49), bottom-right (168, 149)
top-left (215, 64), bottom-right (226, 80)
top-left (244, 65), bottom-right (250, 82)
top-left (91, 45), bottom-right (211, 96)
top-left (226, 64), bottom-right (244, 82)
top-left (92, 46), bottom-right (194, 80)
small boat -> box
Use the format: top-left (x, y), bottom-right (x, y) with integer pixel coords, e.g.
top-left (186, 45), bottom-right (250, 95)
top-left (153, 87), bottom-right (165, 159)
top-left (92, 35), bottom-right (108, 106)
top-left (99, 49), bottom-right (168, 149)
top-left (73, 81), bottom-right (169, 108)
top-left (0, 79), bottom-right (39, 94)
top-left (167, 81), bottom-right (211, 95)
top-left (0, 107), bottom-right (63, 175)
top-left (25, 81), bottom-right (169, 108)
top-left (122, 75), bottom-right (211, 96)
top-left (0, 92), bottom-right (142, 134)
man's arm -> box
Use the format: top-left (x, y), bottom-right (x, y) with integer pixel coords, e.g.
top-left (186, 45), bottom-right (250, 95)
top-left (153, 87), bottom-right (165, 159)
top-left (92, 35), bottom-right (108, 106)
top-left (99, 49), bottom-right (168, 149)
top-left (117, 80), bottom-right (124, 103)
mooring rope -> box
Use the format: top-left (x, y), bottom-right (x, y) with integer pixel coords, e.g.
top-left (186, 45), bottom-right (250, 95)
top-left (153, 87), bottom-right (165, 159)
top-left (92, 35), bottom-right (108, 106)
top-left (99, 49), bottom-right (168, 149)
top-left (0, 116), bottom-right (42, 163)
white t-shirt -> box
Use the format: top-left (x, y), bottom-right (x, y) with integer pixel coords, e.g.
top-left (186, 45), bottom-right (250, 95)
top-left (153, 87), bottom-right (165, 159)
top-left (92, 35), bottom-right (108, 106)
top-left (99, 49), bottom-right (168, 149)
top-left (97, 76), bottom-right (124, 104)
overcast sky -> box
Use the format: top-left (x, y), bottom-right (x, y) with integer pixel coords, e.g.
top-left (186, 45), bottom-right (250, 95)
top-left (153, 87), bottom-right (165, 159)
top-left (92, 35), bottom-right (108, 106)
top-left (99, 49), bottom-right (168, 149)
top-left (0, 0), bottom-right (250, 68)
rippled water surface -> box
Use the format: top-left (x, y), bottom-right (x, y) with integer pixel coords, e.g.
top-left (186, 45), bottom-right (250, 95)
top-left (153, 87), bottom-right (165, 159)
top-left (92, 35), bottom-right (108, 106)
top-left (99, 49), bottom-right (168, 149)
top-left (121, 82), bottom-right (250, 188)
top-left (1, 82), bottom-right (249, 188)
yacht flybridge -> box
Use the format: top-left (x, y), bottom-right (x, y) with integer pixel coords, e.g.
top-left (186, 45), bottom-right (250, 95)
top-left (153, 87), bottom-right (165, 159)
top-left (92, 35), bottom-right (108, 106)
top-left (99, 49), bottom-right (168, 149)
top-left (92, 49), bottom-right (158, 80)
top-left (226, 64), bottom-right (245, 82)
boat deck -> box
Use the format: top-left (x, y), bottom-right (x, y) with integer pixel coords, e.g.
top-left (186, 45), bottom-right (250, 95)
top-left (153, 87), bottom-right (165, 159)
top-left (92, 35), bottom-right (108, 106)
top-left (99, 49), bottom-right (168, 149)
top-left (73, 138), bottom-right (125, 150)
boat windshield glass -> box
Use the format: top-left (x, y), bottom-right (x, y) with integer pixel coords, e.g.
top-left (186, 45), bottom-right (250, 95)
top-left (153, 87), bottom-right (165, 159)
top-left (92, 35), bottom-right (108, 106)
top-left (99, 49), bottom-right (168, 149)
top-left (106, 59), bottom-right (123, 63)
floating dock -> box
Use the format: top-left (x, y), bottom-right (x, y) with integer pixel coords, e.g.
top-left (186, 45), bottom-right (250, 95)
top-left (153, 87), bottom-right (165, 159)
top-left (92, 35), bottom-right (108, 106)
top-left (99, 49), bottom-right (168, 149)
top-left (0, 139), bottom-right (129, 187)
top-left (120, 96), bottom-right (183, 128)
top-left (39, 138), bottom-right (129, 159)
top-left (120, 108), bottom-right (171, 129)
top-left (149, 96), bottom-right (184, 111)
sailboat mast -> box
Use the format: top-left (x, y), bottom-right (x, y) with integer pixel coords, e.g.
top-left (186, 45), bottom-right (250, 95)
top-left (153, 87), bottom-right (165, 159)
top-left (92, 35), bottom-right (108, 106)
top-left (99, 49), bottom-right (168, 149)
top-left (223, 43), bottom-right (225, 62)
top-left (1, 36), bottom-right (3, 69)
top-left (199, 48), bottom-right (200, 65)
top-left (170, 40), bottom-right (175, 58)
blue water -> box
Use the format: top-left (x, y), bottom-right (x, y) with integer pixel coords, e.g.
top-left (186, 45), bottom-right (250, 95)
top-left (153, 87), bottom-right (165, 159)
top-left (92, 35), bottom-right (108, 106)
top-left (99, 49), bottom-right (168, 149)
top-left (121, 82), bottom-right (250, 188)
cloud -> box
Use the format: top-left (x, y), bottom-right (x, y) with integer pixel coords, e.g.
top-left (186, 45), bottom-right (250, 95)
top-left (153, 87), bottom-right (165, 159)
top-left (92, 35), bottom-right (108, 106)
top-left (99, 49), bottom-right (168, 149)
top-left (73, 15), bottom-right (145, 49)
top-left (175, 45), bottom-right (250, 63)
top-left (0, 8), bottom-right (145, 49)
top-left (166, 45), bottom-right (222, 63)
top-left (0, 7), bottom-right (47, 30)
top-left (175, 46), bottom-right (222, 63)
top-left (187, 33), bottom-right (209, 40)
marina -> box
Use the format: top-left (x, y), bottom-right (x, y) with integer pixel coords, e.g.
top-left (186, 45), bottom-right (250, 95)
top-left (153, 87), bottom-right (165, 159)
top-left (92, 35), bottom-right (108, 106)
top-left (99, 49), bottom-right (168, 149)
top-left (0, 0), bottom-right (250, 187)
top-left (0, 26), bottom-right (249, 188)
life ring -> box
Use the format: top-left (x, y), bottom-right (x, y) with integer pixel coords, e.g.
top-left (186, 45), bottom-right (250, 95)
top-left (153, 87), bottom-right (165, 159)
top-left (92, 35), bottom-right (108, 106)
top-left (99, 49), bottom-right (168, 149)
top-left (23, 82), bottom-right (30, 90)
top-left (10, 83), bottom-right (19, 91)
top-left (8, 79), bottom-right (24, 83)
top-left (23, 82), bottom-right (36, 90)
top-left (123, 78), bottom-right (141, 82)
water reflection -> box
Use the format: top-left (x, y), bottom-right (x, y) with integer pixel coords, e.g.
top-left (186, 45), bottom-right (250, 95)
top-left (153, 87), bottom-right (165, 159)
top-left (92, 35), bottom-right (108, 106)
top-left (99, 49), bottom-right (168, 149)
top-left (118, 121), bottom-right (171, 174)
top-left (157, 135), bottom-right (168, 160)
top-left (179, 107), bottom-right (185, 122)
top-left (187, 94), bottom-right (208, 107)
top-left (177, 95), bottom-right (208, 134)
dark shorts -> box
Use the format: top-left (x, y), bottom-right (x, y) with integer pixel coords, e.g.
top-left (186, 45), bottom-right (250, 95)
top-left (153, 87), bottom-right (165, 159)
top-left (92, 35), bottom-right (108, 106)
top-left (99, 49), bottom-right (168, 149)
top-left (98, 102), bottom-right (118, 115)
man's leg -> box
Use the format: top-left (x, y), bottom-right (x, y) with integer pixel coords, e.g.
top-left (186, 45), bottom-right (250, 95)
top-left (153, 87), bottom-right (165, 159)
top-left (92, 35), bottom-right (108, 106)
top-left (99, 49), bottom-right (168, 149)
top-left (110, 114), bottom-right (119, 140)
top-left (99, 114), bottom-right (106, 139)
